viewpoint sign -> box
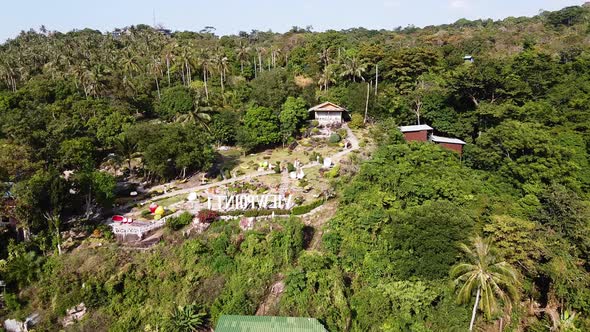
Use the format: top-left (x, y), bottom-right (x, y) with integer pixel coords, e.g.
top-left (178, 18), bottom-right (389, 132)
top-left (207, 194), bottom-right (293, 211)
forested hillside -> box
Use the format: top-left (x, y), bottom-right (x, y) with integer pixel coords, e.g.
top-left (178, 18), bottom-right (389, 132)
top-left (1, 4), bottom-right (590, 331)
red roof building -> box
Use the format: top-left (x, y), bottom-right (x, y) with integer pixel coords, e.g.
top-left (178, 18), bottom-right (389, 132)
top-left (398, 124), bottom-right (467, 155)
top-left (399, 125), bottom-right (433, 142)
top-left (430, 135), bottom-right (467, 155)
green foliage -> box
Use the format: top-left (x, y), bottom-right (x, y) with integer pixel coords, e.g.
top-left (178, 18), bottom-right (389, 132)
top-left (325, 164), bottom-right (340, 178)
top-left (156, 86), bottom-right (194, 120)
top-left (167, 212), bottom-right (194, 231)
top-left (3, 5), bottom-right (590, 331)
top-left (210, 110), bottom-right (238, 145)
top-left (128, 122), bottom-right (215, 180)
top-left (169, 302), bottom-right (208, 331)
top-left (291, 199), bottom-right (325, 215)
top-left (349, 113), bottom-right (365, 129)
top-left (328, 133), bottom-right (341, 143)
top-left (238, 105), bottom-right (280, 151)
top-left (280, 97), bottom-right (308, 144)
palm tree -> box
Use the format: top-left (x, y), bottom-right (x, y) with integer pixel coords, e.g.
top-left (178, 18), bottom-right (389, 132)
top-left (171, 302), bottom-right (207, 332)
top-left (451, 236), bottom-right (519, 331)
top-left (162, 44), bottom-right (175, 86)
top-left (317, 47), bottom-right (332, 69)
top-left (174, 104), bottom-right (212, 129)
top-left (196, 48), bottom-right (211, 100)
top-left (236, 42), bottom-right (250, 74)
top-left (149, 57), bottom-right (163, 100)
top-left (211, 50), bottom-right (228, 103)
top-left (318, 65), bottom-right (336, 91)
top-left (340, 56), bottom-right (367, 82)
top-left (115, 135), bottom-right (138, 176)
top-left (43, 212), bottom-right (62, 255)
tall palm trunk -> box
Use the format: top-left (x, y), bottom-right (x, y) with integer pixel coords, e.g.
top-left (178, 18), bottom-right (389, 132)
top-left (155, 76), bottom-right (161, 100)
top-left (203, 67), bottom-right (209, 100)
top-left (166, 57), bottom-right (171, 86)
top-left (469, 287), bottom-right (481, 331)
top-left (364, 83), bottom-right (370, 124)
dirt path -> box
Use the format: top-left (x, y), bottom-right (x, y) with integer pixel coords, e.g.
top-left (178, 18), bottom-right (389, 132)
top-left (256, 278), bottom-right (285, 316)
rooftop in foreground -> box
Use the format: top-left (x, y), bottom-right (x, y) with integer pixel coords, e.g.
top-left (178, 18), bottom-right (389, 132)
top-left (215, 315), bottom-right (328, 332)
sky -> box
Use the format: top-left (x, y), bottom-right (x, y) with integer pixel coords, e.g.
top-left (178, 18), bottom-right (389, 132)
top-left (0, 0), bottom-right (586, 41)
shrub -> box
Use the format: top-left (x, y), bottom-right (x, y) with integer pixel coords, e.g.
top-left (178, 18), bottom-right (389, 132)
top-left (141, 210), bottom-right (151, 217)
top-left (326, 164), bottom-right (341, 178)
top-left (349, 113), bottom-right (365, 129)
top-left (197, 209), bottom-right (219, 223)
top-left (166, 212), bottom-right (194, 231)
top-left (287, 162), bottom-right (296, 172)
top-left (337, 128), bottom-right (348, 139)
top-left (309, 152), bottom-right (323, 163)
top-left (329, 133), bottom-right (341, 144)
top-left (273, 162), bottom-right (281, 174)
top-left (311, 120), bottom-right (319, 127)
top-left (291, 199), bottom-right (325, 215)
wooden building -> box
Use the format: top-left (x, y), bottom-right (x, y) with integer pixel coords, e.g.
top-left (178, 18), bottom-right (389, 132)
top-left (399, 124), bottom-right (433, 142)
top-left (399, 124), bottom-right (467, 154)
top-left (430, 135), bottom-right (467, 154)
top-left (308, 102), bottom-right (348, 126)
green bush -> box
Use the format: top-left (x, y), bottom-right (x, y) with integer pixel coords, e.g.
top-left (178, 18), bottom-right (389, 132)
top-left (291, 199), bottom-right (325, 215)
top-left (166, 212), bottom-right (194, 231)
top-left (329, 133), bottom-right (341, 144)
top-left (337, 128), bottom-right (348, 139)
top-left (326, 164), bottom-right (341, 178)
top-left (287, 162), bottom-right (296, 172)
top-left (219, 209), bottom-right (290, 217)
top-left (309, 152), bottom-right (323, 163)
top-left (141, 210), bottom-right (151, 217)
top-left (349, 113), bottom-right (365, 129)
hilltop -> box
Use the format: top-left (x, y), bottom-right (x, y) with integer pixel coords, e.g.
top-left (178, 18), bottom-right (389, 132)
top-left (1, 4), bottom-right (590, 331)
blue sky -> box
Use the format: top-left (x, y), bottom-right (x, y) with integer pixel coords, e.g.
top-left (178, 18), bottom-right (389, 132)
top-left (0, 0), bottom-right (586, 41)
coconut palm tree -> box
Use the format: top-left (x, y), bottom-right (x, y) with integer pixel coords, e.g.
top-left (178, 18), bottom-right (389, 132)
top-left (236, 42), bottom-right (250, 74)
top-left (115, 135), bottom-right (138, 176)
top-left (318, 65), bottom-right (336, 91)
top-left (340, 56), bottom-right (367, 82)
top-left (451, 236), bottom-right (520, 331)
top-left (43, 212), bottom-right (62, 255)
top-left (317, 47), bottom-right (332, 69)
top-left (174, 96), bottom-right (213, 131)
top-left (211, 50), bottom-right (228, 103)
top-left (196, 48), bottom-right (211, 100)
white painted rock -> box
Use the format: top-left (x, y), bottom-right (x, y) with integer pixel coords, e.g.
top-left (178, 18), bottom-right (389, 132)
top-left (323, 158), bottom-right (332, 168)
top-left (187, 192), bottom-right (197, 201)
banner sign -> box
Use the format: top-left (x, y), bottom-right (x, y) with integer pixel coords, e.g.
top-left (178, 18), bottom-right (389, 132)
top-left (207, 194), bottom-right (293, 211)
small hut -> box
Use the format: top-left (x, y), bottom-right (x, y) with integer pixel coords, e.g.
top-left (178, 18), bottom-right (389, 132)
top-left (308, 102), bottom-right (348, 125)
top-left (399, 124), bottom-right (433, 142)
top-left (430, 135), bottom-right (467, 154)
